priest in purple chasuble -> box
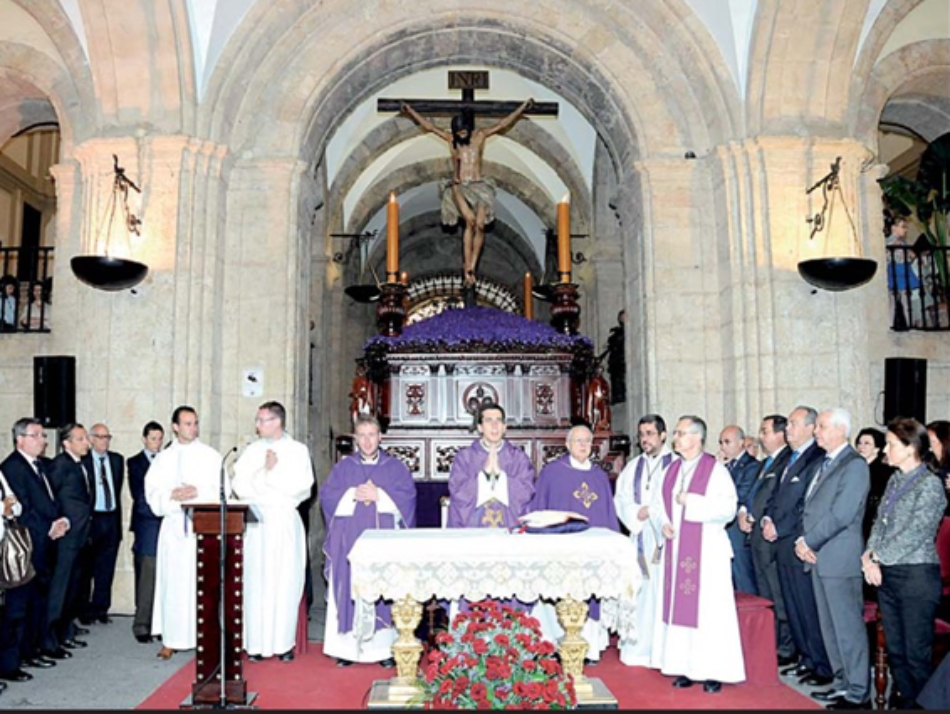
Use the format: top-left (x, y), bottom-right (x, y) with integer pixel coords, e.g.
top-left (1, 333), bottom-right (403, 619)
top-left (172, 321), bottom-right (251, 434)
top-left (649, 415), bottom-right (745, 692)
top-left (528, 424), bottom-right (621, 661)
top-left (320, 415), bottom-right (416, 666)
top-left (447, 403), bottom-right (535, 529)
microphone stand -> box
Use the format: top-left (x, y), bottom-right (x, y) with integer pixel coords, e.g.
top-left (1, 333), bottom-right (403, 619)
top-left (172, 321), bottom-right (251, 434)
top-left (217, 445), bottom-right (238, 709)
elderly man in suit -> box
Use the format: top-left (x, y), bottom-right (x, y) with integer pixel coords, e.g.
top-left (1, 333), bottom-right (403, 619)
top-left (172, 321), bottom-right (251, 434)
top-left (719, 425), bottom-right (760, 594)
top-left (796, 408), bottom-right (870, 710)
top-left (761, 406), bottom-right (833, 689)
top-left (737, 414), bottom-right (795, 666)
top-left (79, 423), bottom-right (124, 624)
top-left (0, 418), bottom-right (70, 682)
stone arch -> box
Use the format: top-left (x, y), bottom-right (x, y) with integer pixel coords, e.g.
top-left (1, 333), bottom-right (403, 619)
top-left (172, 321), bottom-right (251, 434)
top-left (202, 0), bottom-right (740, 166)
top-left (0, 42), bottom-right (92, 150)
top-left (746, 0), bottom-right (872, 134)
top-left (2, 0), bottom-right (96, 147)
top-left (342, 160), bottom-right (588, 240)
top-left (327, 116), bottom-right (592, 235)
top-left (852, 39), bottom-right (950, 146)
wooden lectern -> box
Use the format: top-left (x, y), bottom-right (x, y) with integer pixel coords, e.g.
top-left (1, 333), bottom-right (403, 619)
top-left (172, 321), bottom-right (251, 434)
top-left (182, 503), bottom-right (257, 709)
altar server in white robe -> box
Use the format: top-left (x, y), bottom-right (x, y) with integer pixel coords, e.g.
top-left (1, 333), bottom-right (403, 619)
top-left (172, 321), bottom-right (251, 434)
top-left (613, 414), bottom-right (675, 666)
top-left (145, 406), bottom-right (222, 659)
top-left (232, 401), bottom-right (314, 662)
top-left (649, 415), bottom-right (744, 693)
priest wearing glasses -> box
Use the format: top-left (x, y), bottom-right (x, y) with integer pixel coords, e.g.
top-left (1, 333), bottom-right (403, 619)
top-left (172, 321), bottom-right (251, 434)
top-left (649, 415), bottom-right (745, 693)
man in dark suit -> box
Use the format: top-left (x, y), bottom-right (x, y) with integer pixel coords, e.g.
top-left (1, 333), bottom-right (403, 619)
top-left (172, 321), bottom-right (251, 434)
top-left (43, 423), bottom-right (94, 658)
top-left (126, 420), bottom-right (164, 643)
top-left (79, 423), bottom-right (124, 624)
top-left (737, 414), bottom-right (795, 665)
top-left (0, 418), bottom-right (70, 682)
top-left (796, 408), bottom-right (870, 710)
top-left (719, 424), bottom-right (760, 594)
top-left (761, 405), bottom-right (833, 688)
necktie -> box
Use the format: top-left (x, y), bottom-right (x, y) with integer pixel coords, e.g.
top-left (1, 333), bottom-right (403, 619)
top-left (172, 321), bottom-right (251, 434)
top-left (806, 456), bottom-right (833, 501)
top-left (33, 459), bottom-right (54, 500)
top-left (99, 456), bottom-right (114, 511)
top-left (763, 454), bottom-right (774, 472)
top-left (781, 450), bottom-right (800, 483)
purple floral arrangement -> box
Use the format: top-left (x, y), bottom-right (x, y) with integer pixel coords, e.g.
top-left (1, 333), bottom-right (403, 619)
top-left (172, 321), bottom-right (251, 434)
top-left (365, 306), bottom-right (593, 355)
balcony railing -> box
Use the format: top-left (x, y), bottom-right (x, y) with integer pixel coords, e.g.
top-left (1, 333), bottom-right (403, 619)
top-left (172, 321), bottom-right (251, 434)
top-left (886, 244), bottom-right (950, 332)
top-left (0, 246), bottom-right (55, 333)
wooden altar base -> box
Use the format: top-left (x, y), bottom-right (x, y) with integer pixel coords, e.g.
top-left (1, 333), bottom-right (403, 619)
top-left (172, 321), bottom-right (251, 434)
top-left (365, 677), bottom-right (618, 709)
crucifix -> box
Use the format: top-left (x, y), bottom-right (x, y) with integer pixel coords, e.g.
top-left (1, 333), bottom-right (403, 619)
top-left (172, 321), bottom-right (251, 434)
top-left (379, 71), bottom-right (558, 296)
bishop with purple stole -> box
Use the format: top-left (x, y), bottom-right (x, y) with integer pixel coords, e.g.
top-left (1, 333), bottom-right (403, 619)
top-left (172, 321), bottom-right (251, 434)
top-left (320, 415), bottom-right (416, 666)
top-left (649, 416), bottom-right (745, 691)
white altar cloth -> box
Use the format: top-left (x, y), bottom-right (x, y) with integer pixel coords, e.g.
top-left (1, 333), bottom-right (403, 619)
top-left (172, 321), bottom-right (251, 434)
top-left (348, 526), bottom-right (641, 642)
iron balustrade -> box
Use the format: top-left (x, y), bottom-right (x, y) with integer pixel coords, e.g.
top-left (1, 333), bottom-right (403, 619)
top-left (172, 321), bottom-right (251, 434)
top-left (0, 246), bottom-right (55, 333)
top-left (886, 244), bottom-right (949, 332)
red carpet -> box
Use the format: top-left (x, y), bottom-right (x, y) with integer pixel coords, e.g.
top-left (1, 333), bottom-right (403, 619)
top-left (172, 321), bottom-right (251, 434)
top-left (137, 643), bottom-right (820, 710)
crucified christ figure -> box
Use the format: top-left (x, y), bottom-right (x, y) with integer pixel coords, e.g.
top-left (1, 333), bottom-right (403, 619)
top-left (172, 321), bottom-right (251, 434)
top-left (401, 98), bottom-right (534, 288)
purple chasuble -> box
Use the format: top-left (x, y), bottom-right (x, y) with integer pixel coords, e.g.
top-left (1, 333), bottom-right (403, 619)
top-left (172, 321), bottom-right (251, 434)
top-left (320, 450), bottom-right (416, 634)
top-left (660, 452), bottom-right (716, 629)
top-left (530, 454), bottom-right (619, 619)
top-left (447, 439), bottom-right (536, 528)
top-left (530, 455), bottom-right (619, 531)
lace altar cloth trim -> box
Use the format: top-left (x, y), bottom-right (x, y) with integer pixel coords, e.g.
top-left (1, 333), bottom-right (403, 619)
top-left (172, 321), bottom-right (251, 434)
top-left (349, 527), bottom-right (640, 641)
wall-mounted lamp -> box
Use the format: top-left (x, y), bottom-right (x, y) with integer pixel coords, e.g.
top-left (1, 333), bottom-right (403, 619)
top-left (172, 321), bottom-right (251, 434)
top-left (71, 155), bottom-right (148, 291)
top-left (330, 230), bottom-right (377, 264)
top-left (797, 157), bottom-right (877, 291)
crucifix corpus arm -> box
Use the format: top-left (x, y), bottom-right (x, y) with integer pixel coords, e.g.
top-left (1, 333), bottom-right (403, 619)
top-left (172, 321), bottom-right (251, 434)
top-left (401, 102), bottom-right (451, 142)
top-left (481, 97), bottom-right (534, 138)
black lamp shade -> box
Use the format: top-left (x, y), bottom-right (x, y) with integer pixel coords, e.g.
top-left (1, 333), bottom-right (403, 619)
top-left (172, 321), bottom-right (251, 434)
top-left (797, 257), bottom-right (877, 292)
top-left (344, 284), bottom-right (381, 303)
top-left (71, 255), bottom-right (148, 291)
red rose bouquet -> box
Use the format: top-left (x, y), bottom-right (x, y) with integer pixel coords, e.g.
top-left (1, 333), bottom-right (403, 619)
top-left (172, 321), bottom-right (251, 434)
top-left (417, 600), bottom-right (577, 709)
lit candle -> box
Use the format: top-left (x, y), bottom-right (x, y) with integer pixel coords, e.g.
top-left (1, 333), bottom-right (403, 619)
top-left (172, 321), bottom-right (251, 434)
top-left (524, 272), bottom-right (533, 320)
top-left (557, 194), bottom-right (571, 281)
top-left (399, 271), bottom-right (409, 285)
top-left (387, 192), bottom-right (399, 280)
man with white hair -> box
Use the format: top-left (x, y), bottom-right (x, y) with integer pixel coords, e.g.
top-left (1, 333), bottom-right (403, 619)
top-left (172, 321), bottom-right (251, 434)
top-left (529, 424), bottom-right (619, 663)
top-left (796, 408), bottom-right (870, 710)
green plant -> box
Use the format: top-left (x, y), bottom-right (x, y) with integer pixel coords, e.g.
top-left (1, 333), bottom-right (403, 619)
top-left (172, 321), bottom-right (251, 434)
top-left (879, 132), bottom-right (950, 295)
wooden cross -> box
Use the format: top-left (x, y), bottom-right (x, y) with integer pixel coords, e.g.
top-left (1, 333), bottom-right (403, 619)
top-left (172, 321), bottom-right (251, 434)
top-left (378, 70), bottom-right (558, 118)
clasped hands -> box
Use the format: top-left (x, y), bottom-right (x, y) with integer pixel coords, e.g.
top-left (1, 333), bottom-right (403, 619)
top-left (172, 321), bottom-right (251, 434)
top-left (171, 484), bottom-right (198, 502)
top-left (264, 448), bottom-right (278, 471)
top-left (354, 480), bottom-right (379, 503)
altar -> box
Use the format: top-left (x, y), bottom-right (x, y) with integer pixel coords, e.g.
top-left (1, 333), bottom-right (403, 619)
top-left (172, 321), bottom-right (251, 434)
top-left (348, 526), bottom-right (641, 707)
top-left (339, 305), bottom-right (631, 526)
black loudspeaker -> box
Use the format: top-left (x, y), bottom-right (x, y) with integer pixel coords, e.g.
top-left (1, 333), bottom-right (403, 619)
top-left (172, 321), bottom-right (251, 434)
top-left (34, 356), bottom-right (76, 428)
top-left (884, 357), bottom-right (927, 424)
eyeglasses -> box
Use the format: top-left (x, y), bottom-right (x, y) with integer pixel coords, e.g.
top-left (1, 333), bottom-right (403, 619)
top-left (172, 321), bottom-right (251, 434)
top-left (24, 431), bottom-right (46, 439)
top-left (91, 434), bottom-right (112, 440)
top-left (255, 416), bottom-right (278, 424)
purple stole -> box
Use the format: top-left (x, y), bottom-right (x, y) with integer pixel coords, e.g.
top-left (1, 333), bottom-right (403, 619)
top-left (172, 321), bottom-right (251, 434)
top-left (661, 452), bottom-right (716, 629)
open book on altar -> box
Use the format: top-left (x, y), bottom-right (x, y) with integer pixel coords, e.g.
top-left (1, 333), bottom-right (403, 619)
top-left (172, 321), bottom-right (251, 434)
top-left (516, 509), bottom-right (590, 533)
